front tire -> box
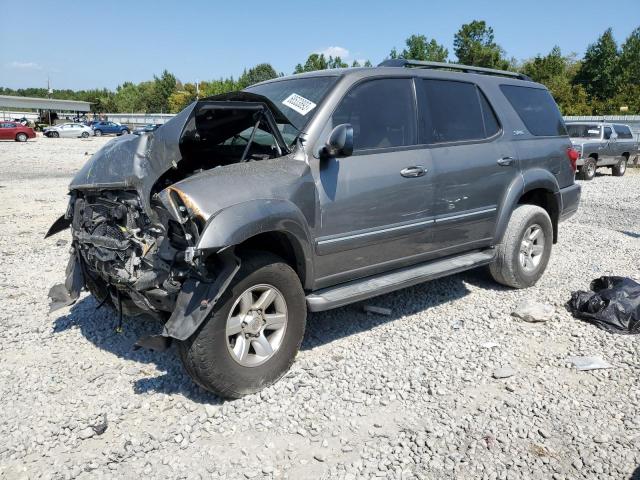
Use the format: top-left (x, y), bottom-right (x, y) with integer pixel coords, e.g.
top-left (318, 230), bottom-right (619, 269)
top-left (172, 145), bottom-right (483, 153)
top-left (15, 133), bottom-right (28, 142)
top-left (612, 157), bottom-right (627, 177)
top-left (94, 129), bottom-right (102, 136)
top-left (577, 157), bottom-right (596, 180)
top-left (178, 252), bottom-right (307, 398)
top-left (81, 131), bottom-right (89, 138)
top-left (489, 205), bottom-right (553, 289)
top-left (50, 131), bottom-right (59, 138)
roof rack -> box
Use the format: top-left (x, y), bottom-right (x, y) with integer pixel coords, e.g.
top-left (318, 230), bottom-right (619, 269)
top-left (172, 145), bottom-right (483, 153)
top-left (378, 59), bottom-right (532, 81)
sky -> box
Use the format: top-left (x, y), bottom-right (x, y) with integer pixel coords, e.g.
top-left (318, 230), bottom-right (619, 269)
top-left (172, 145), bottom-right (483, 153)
top-left (1, 0), bottom-right (638, 91)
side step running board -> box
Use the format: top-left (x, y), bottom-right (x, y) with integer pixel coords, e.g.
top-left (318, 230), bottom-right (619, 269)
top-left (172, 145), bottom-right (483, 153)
top-left (306, 249), bottom-right (495, 312)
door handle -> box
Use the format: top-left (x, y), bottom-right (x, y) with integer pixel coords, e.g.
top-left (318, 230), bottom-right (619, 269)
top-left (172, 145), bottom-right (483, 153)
top-left (496, 156), bottom-right (514, 166)
top-left (400, 166), bottom-right (426, 178)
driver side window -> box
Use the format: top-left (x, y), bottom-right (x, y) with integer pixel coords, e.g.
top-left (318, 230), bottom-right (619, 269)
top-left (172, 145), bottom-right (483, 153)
top-left (604, 127), bottom-right (612, 140)
top-left (331, 78), bottom-right (416, 151)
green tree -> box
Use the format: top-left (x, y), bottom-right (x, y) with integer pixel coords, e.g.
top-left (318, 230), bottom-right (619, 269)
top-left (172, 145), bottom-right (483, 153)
top-left (453, 20), bottom-right (510, 69)
top-left (521, 47), bottom-right (591, 114)
top-left (390, 34), bottom-right (448, 62)
top-left (619, 27), bottom-right (640, 86)
top-left (294, 54), bottom-right (347, 73)
top-left (114, 82), bottom-right (145, 113)
top-left (147, 70), bottom-right (177, 112)
top-left (574, 28), bottom-right (619, 100)
top-left (238, 63), bottom-right (279, 88)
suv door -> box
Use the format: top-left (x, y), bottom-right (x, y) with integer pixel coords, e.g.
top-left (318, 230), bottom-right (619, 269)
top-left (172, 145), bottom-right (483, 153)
top-left (313, 77), bottom-right (436, 286)
top-left (418, 79), bottom-right (517, 253)
top-left (602, 126), bottom-right (617, 165)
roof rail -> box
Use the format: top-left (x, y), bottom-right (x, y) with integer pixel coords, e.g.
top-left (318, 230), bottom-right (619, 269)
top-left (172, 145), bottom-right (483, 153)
top-left (378, 58), bottom-right (532, 81)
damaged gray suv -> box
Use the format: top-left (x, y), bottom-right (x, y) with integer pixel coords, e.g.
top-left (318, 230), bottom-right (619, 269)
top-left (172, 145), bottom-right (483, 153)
top-left (47, 59), bottom-right (581, 398)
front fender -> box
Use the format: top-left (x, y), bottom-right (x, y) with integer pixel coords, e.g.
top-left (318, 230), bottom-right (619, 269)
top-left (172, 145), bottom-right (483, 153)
top-left (196, 199), bottom-right (314, 285)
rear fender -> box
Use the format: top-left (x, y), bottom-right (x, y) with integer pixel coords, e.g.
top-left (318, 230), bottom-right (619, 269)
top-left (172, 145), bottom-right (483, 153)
top-left (493, 169), bottom-right (560, 244)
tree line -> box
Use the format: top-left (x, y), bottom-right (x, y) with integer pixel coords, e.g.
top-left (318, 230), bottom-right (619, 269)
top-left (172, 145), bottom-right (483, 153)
top-left (1, 21), bottom-right (638, 115)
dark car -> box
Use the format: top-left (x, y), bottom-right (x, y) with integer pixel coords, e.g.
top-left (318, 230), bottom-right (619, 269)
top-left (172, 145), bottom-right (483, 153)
top-left (132, 123), bottom-right (162, 135)
top-left (0, 121), bottom-right (36, 142)
top-left (47, 60), bottom-right (580, 398)
top-left (91, 121), bottom-right (130, 136)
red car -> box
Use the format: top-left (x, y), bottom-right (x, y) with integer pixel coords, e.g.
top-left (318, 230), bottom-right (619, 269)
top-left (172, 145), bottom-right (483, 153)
top-left (0, 121), bottom-right (36, 142)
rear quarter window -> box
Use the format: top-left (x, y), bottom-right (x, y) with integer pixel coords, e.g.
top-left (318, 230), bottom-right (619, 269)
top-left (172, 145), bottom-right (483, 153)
top-left (613, 124), bottom-right (633, 139)
top-left (500, 85), bottom-right (567, 137)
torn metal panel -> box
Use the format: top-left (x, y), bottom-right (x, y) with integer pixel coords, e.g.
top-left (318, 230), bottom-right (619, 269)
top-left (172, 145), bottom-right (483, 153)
top-left (162, 248), bottom-right (240, 340)
top-left (48, 253), bottom-right (84, 312)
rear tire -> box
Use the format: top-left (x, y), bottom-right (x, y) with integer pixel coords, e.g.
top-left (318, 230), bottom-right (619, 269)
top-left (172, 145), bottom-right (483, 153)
top-left (489, 205), bottom-right (553, 289)
top-left (15, 133), bottom-right (28, 142)
top-left (612, 157), bottom-right (627, 177)
top-left (178, 251), bottom-right (306, 399)
top-left (577, 157), bottom-right (596, 180)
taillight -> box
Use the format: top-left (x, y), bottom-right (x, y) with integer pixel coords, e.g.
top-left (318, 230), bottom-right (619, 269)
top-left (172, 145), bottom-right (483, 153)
top-left (567, 147), bottom-right (579, 172)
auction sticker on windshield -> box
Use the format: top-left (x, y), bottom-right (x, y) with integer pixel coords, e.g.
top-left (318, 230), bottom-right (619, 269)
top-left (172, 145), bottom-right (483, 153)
top-left (282, 93), bottom-right (317, 116)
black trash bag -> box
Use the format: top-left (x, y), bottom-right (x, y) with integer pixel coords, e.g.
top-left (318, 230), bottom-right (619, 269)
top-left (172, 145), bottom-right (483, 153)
top-left (568, 276), bottom-right (640, 334)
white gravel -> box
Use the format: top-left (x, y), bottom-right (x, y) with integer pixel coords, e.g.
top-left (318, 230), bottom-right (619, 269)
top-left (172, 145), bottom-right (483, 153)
top-left (1, 136), bottom-right (639, 480)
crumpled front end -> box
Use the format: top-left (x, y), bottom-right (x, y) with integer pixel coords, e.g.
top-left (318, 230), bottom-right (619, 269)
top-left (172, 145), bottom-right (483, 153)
top-left (46, 93), bottom-right (297, 347)
top-left (49, 188), bottom-right (240, 349)
top-left (67, 190), bottom-right (183, 317)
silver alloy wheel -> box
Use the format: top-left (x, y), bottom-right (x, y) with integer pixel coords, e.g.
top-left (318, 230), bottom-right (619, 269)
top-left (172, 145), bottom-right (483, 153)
top-left (81, 131), bottom-right (89, 138)
top-left (16, 133), bottom-right (27, 142)
top-left (519, 224), bottom-right (545, 272)
top-left (225, 284), bottom-right (288, 367)
top-left (94, 130), bottom-right (102, 136)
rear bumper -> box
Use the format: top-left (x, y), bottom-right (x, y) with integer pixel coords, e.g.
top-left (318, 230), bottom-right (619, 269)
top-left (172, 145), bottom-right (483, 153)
top-left (558, 183), bottom-right (581, 222)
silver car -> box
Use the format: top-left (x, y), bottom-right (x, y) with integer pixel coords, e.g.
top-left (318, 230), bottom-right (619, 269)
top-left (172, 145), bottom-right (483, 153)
top-left (567, 122), bottom-right (638, 180)
top-left (44, 123), bottom-right (93, 139)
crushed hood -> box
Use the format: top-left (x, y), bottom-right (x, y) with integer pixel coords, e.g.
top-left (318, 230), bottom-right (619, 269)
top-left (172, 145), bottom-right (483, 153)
top-left (69, 92), bottom-right (292, 212)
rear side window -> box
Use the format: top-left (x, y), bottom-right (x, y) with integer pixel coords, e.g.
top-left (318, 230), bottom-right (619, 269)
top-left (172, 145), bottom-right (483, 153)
top-left (500, 85), bottom-right (566, 136)
top-left (331, 78), bottom-right (416, 151)
top-left (613, 124), bottom-right (633, 139)
top-left (420, 79), bottom-right (500, 143)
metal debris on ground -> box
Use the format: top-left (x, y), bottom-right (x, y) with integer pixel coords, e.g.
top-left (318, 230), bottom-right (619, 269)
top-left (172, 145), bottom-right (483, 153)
top-left (567, 356), bottom-right (613, 371)
top-left (492, 366), bottom-right (516, 379)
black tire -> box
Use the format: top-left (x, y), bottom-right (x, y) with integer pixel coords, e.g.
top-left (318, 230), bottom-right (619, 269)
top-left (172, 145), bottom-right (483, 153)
top-left (94, 129), bottom-right (103, 136)
top-left (81, 131), bottom-right (89, 138)
top-left (120, 129), bottom-right (129, 135)
top-left (178, 251), bottom-right (307, 398)
top-left (612, 157), bottom-right (627, 177)
top-left (489, 204), bottom-right (553, 289)
top-left (50, 131), bottom-right (59, 138)
top-left (15, 133), bottom-right (28, 142)
top-left (577, 157), bottom-right (597, 180)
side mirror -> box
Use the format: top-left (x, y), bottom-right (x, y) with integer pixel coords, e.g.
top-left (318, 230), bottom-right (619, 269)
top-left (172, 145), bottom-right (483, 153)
top-left (322, 123), bottom-right (353, 158)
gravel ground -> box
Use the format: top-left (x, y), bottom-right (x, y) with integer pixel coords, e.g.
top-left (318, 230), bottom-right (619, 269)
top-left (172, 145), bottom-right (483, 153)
top-left (1, 136), bottom-right (639, 480)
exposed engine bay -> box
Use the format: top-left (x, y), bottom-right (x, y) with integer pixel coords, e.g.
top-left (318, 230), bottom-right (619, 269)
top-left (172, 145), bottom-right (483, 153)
top-left (70, 190), bottom-right (187, 317)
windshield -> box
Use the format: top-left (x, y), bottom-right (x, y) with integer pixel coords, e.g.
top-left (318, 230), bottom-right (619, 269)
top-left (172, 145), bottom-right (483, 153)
top-left (244, 76), bottom-right (339, 141)
top-left (567, 124), bottom-right (602, 139)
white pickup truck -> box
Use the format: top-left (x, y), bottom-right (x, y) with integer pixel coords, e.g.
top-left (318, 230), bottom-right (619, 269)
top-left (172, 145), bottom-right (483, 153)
top-left (566, 122), bottom-right (639, 180)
